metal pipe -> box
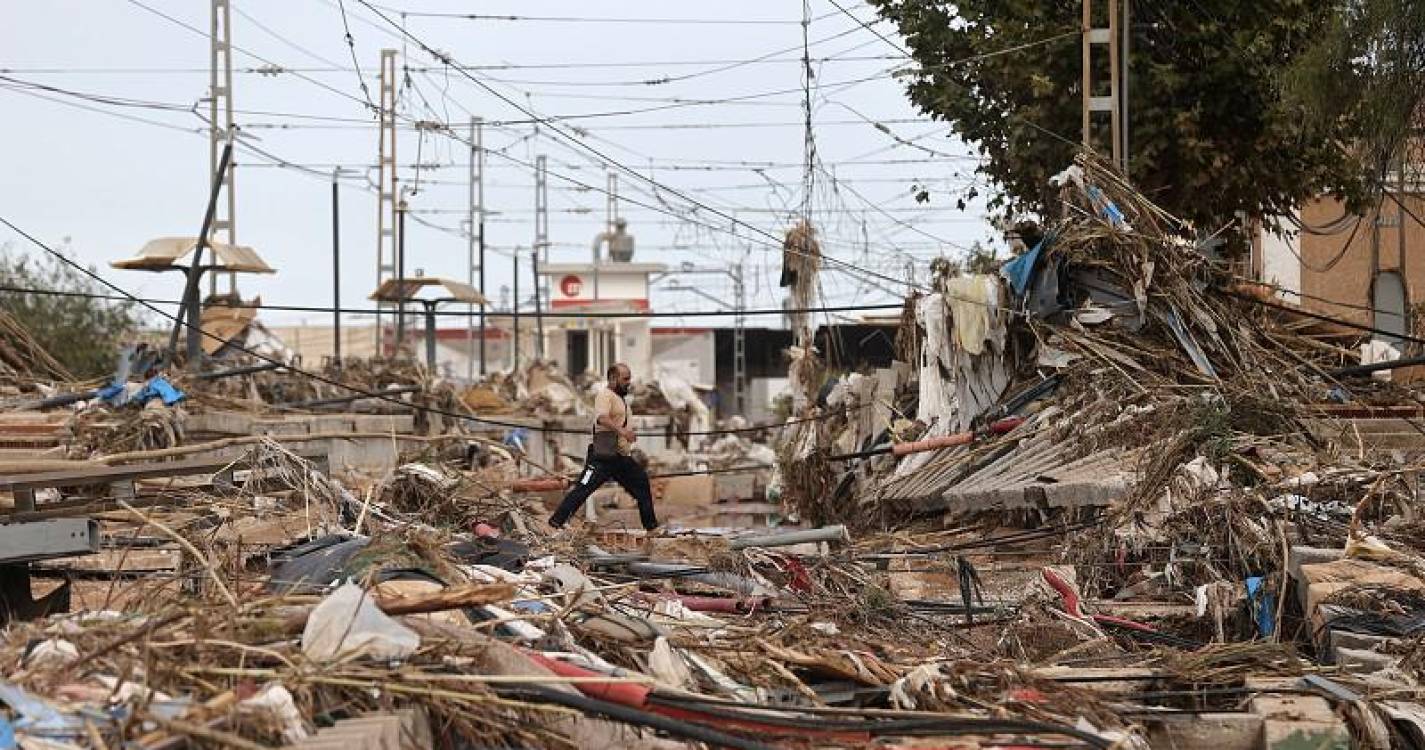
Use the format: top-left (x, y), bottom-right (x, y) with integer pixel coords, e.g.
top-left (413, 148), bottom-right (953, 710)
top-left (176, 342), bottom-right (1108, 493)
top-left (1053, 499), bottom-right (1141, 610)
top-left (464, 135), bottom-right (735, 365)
top-left (829, 416), bottom-right (1026, 461)
top-left (1328, 353), bottom-right (1425, 378)
top-left (332, 169), bottom-right (342, 363)
top-left (423, 301), bottom-right (438, 373)
top-left (36, 390), bottom-right (99, 410)
top-left (585, 547), bottom-right (775, 596)
top-left (512, 253), bottom-right (521, 372)
top-left (170, 139), bottom-right (234, 364)
top-left (475, 121), bottom-right (487, 376)
top-left (394, 198), bottom-right (407, 355)
top-left (532, 249), bottom-right (545, 358)
top-left (192, 361), bottom-right (283, 381)
top-left (729, 524), bottom-right (848, 550)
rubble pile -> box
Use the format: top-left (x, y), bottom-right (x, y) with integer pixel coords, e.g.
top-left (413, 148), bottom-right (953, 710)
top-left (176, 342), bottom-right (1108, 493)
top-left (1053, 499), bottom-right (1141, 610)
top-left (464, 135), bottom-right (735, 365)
top-left (9, 156), bottom-right (1425, 748)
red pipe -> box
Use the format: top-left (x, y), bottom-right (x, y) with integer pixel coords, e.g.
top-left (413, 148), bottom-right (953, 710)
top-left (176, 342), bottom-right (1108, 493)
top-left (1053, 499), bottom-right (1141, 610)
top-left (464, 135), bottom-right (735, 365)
top-left (512, 476), bottom-right (567, 492)
top-left (631, 592), bottom-right (770, 614)
top-left (1040, 567), bottom-right (1158, 633)
top-left (888, 416), bottom-right (1026, 457)
top-left (528, 652), bottom-right (653, 706)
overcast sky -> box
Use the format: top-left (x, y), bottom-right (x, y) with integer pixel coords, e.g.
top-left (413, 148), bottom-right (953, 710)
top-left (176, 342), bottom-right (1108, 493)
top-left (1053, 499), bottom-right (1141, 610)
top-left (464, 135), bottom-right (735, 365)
top-left (0, 0), bottom-right (993, 328)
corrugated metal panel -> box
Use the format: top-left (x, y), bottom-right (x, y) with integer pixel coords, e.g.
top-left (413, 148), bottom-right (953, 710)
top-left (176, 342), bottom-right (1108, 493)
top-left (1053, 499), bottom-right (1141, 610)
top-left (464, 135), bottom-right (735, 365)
top-left (875, 426), bottom-right (1135, 514)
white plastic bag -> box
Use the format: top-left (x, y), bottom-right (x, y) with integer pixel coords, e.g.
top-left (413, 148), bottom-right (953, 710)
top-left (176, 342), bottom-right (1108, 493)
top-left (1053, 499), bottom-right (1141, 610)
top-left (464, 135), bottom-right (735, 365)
top-left (300, 581), bottom-right (419, 663)
top-left (238, 683), bottom-right (309, 744)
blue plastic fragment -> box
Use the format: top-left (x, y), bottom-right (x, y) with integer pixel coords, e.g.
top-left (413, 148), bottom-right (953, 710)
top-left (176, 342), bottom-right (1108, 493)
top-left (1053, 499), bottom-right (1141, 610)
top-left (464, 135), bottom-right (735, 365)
top-left (1086, 185), bottom-right (1127, 227)
top-left (1000, 240), bottom-right (1045, 297)
top-left (0, 680), bottom-right (85, 737)
top-left (141, 376), bottom-right (186, 406)
top-left (1245, 576), bottom-right (1276, 637)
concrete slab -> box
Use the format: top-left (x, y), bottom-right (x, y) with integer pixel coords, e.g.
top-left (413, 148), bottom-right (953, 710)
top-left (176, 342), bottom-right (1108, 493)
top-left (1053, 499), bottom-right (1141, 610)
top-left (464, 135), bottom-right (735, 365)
top-left (1247, 683), bottom-right (1350, 750)
top-left (1143, 713), bottom-right (1261, 750)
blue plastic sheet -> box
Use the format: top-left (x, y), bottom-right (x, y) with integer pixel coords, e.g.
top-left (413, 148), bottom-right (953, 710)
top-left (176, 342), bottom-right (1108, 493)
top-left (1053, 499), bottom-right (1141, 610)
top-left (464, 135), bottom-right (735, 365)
top-left (134, 376), bottom-right (186, 406)
top-left (1245, 576), bottom-right (1276, 637)
top-left (1001, 240), bottom-right (1045, 297)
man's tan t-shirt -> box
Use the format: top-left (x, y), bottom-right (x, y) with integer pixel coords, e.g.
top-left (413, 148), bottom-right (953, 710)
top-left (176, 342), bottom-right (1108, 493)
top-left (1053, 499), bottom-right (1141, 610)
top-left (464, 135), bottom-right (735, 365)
top-left (594, 388), bottom-right (631, 455)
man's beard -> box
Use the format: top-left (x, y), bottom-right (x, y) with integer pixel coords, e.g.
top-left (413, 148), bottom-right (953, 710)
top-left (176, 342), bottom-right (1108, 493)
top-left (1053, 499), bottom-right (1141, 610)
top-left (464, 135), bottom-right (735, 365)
top-left (612, 383), bottom-right (630, 396)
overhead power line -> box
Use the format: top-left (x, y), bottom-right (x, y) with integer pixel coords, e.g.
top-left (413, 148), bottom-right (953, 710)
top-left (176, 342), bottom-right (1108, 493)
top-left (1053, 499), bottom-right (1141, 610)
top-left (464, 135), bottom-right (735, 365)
top-left (0, 284), bottom-right (905, 320)
top-left (369, 6), bottom-right (842, 24)
top-left (0, 213), bottom-right (875, 438)
top-left (98, 0), bottom-right (994, 293)
top-left (0, 56), bottom-right (906, 75)
top-left (350, 0), bottom-right (927, 294)
top-left (821, 0), bottom-right (1081, 150)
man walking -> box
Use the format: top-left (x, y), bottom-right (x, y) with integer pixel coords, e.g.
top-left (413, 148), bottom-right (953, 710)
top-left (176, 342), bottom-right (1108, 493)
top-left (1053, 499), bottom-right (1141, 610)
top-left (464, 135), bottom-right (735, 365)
top-left (548, 362), bottom-right (659, 532)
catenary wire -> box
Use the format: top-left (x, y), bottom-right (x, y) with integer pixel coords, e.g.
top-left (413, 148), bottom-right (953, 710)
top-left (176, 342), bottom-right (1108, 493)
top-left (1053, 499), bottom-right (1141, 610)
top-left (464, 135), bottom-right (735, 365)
top-left (100, 2), bottom-right (935, 296)
top-left (350, 0), bottom-right (929, 293)
top-left (0, 212), bottom-right (882, 438)
top-left (0, 284), bottom-right (905, 320)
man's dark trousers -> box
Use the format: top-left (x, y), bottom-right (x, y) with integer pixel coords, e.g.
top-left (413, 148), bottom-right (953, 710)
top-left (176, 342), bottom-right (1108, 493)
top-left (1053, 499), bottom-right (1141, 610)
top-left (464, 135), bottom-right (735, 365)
top-left (549, 450), bottom-right (658, 530)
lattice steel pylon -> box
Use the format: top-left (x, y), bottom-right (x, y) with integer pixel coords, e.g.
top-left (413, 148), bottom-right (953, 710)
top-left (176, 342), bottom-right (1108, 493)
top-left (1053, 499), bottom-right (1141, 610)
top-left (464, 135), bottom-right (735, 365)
top-left (207, 0), bottom-right (238, 297)
top-left (732, 261), bottom-right (747, 417)
top-left (374, 49), bottom-right (399, 352)
top-left (1081, 0), bottom-right (1123, 170)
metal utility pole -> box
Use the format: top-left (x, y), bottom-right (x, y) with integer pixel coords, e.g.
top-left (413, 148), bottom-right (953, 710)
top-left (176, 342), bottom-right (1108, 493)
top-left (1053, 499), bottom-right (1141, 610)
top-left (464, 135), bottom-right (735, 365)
top-left (606, 169), bottom-right (619, 232)
top-left (731, 261), bottom-right (747, 417)
top-left (1081, 0), bottom-right (1123, 171)
top-left (532, 250), bottom-right (545, 359)
top-left (375, 48), bottom-right (399, 352)
top-left (395, 196), bottom-right (407, 354)
top-left (512, 253), bottom-right (521, 372)
top-left (663, 263), bottom-right (748, 417)
top-left (534, 155), bottom-right (548, 360)
top-left (332, 170), bottom-right (341, 363)
top-left (469, 117), bottom-right (485, 379)
top-left (208, 0), bottom-right (238, 298)
top-left (535, 155), bottom-right (549, 264)
top-left (171, 139), bottom-right (233, 365)
top-left (596, 168), bottom-right (618, 301)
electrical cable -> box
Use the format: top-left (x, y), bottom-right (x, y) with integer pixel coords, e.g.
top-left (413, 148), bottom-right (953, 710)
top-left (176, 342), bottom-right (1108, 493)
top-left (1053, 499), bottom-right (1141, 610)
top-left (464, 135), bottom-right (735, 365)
top-left (0, 212), bottom-right (886, 438)
top-left (106, 1), bottom-right (930, 294)
top-left (0, 72), bottom-right (915, 295)
top-left (1233, 291), bottom-right (1425, 348)
top-left (820, 0), bottom-right (1082, 152)
top-left (350, 0), bottom-right (929, 294)
top-left (372, 8), bottom-right (839, 25)
top-left (0, 284), bottom-right (904, 319)
top-left (491, 683), bottom-right (776, 750)
top-left (334, 0), bottom-right (378, 112)
top-left (1283, 213), bottom-right (1363, 274)
top-left (70, 2), bottom-right (1007, 313)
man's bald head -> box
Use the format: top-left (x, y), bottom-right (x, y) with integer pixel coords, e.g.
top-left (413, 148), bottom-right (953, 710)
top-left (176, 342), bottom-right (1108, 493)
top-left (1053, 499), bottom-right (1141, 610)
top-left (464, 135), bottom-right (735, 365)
top-left (607, 362), bottom-right (632, 395)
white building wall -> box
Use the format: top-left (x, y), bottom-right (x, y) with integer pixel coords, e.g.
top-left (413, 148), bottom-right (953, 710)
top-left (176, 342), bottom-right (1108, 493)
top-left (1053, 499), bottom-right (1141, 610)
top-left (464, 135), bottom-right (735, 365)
top-left (616, 319), bottom-right (654, 381)
top-left (652, 331), bottom-right (716, 386)
top-left (1260, 212), bottom-right (1303, 299)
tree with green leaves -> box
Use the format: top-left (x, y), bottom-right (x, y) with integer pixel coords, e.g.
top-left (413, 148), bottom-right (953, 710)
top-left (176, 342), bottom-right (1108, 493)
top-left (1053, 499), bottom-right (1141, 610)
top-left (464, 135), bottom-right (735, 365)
top-left (867, 0), bottom-right (1370, 238)
top-left (1282, 0), bottom-right (1425, 199)
top-left (0, 243), bottom-right (143, 379)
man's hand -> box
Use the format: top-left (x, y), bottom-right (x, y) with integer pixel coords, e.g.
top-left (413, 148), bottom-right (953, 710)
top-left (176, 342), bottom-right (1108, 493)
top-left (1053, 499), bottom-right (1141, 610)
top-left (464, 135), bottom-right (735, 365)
top-left (621, 427), bottom-right (638, 444)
